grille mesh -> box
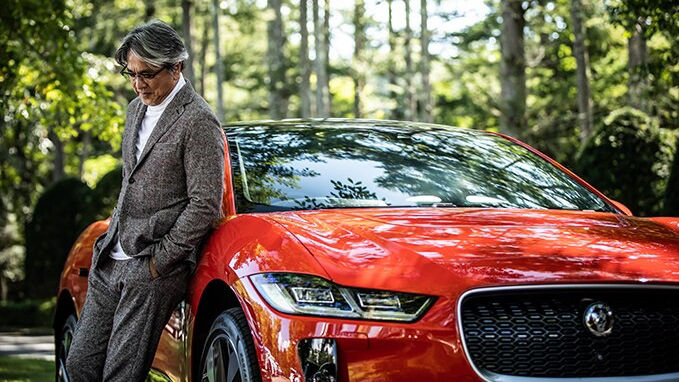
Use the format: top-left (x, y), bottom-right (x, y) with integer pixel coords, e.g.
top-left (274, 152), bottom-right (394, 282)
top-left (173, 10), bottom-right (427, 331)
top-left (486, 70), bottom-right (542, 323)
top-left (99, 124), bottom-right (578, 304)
top-left (460, 287), bottom-right (679, 378)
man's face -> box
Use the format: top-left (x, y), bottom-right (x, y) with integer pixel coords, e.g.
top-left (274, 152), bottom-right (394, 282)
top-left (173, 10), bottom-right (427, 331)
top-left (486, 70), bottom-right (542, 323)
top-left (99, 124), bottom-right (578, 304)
top-left (126, 53), bottom-right (179, 106)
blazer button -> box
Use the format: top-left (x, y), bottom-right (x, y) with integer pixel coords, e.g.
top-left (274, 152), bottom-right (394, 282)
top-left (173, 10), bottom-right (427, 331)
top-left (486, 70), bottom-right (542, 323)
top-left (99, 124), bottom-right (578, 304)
top-left (129, 177), bottom-right (135, 184)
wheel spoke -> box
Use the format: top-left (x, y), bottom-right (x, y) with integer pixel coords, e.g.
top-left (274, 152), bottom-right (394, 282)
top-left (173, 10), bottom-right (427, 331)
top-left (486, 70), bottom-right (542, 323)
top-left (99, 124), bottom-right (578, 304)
top-left (203, 341), bottom-right (215, 382)
top-left (226, 346), bottom-right (240, 382)
top-left (58, 359), bottom-right (68, 382)
top-left (215, 339), bottom-right (227, 381)
top-left (62, 331), bottom-right (72, 355)
top-left (201, 312), bottom-right (253, 382)
top-left (58, 318), bottom-right (76, 382)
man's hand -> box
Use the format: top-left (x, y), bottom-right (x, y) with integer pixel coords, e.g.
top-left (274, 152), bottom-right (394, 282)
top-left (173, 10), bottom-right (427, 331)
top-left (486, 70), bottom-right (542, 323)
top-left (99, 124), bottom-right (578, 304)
top-left (149, 257), bottom-right (160, 279)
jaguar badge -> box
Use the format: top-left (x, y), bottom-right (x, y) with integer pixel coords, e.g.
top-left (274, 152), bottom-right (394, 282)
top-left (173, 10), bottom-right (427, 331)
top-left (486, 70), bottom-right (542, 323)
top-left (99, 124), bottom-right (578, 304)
top-left (584, 302), bottom-right (613, 337)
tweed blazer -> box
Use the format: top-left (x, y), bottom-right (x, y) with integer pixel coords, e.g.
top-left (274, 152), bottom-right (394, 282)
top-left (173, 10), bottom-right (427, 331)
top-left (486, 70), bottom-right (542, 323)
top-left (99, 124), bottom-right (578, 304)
top-left (93, 81), bottom-right (224, 276)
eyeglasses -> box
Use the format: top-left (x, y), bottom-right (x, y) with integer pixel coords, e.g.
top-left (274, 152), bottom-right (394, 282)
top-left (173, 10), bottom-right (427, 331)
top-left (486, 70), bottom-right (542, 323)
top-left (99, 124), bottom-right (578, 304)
top-left (120, 66), bottom-right (166, 81)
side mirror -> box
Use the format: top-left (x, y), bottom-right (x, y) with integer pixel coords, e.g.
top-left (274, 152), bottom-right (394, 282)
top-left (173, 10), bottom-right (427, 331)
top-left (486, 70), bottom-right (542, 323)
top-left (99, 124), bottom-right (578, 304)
top-left (610, 200), bottom-right (633, 216)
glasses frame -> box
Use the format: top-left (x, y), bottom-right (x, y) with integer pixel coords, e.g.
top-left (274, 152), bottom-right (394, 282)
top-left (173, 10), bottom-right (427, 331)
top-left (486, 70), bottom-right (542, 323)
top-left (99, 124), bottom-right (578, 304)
top-left (120, 65), bottom-right (167, 81)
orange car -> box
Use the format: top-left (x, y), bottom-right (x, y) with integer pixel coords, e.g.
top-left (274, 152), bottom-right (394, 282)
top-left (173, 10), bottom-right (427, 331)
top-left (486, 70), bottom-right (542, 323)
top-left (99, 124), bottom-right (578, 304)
top-left (55, 119), bottom-right (679, 382)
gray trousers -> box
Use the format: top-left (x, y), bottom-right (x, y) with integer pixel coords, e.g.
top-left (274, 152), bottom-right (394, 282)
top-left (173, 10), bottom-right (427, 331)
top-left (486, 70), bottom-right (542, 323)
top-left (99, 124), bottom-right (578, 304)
top-left (65, 254), bottom-right (190, 382)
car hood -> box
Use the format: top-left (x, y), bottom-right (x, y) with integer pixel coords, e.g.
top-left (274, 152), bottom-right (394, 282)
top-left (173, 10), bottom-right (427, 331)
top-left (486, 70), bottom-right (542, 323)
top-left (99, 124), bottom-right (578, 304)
top-left (268, 208), bottom-right (679, 296)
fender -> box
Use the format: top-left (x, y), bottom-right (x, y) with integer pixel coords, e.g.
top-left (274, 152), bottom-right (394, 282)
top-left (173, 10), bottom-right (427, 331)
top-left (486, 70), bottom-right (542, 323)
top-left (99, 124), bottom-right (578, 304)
top-left (59, 219), bottom-right (109, 314)
top-left (188, 214), bottom-right (330, 310)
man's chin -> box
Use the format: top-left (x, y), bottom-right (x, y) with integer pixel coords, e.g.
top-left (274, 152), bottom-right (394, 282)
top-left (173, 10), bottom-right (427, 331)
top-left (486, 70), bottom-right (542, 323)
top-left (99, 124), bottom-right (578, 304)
top-left (139, 95), bottom-right (158, 106)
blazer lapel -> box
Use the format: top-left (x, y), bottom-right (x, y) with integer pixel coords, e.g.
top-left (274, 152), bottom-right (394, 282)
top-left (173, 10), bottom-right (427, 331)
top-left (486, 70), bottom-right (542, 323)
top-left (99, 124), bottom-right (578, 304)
top-left (130, 82), bottom-right (194, 175)
top-left (123, 102), bottom-right (147, 176)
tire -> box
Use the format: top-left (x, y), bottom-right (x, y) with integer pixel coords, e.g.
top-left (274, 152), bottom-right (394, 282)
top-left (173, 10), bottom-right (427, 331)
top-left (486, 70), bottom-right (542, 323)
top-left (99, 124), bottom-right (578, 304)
top-left (56, 313), bottom-right (77, 382)
top-left (199, 308), bottom-right (261, 382)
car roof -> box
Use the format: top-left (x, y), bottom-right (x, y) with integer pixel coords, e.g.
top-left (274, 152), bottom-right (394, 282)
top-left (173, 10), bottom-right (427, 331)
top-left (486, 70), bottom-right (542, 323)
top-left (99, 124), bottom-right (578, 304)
top-left (222, 118), bottom-right (491, 137)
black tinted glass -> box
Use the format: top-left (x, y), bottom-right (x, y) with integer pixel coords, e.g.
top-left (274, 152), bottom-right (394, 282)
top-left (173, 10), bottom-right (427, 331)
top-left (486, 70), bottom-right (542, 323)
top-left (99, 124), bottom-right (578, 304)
top-left (226, 124), bottom-right (614, 214)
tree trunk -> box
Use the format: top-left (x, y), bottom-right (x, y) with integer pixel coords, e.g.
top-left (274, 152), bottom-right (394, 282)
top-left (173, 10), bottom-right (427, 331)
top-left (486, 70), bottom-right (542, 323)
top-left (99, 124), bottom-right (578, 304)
top-left (353, 0), bottom-right (366, 118)
top-left (570, 0), bottom-right (593, 143)
top-left (499, 0), bottom-right (526, 138)
top-left (0, 276), bottom-right (7, 302)
top-left (300, 0), bottom-right (311, 118)
top-left (313, 0), bottom-right (328, 117)
top-left (420, 0), bottom-right (432, 123)
top-left (267, 0), bottom-right (287, 119)
top-left (181, 0), bottom-right (195, 84)
top-left (11, 124), bottom-right (32, 229)
top-left (49, 128), bottom-right (64, 183)
top-left (78, 129), bottom-right (90, 180)
top-left (198, 16), bottom-right (209, 97)
top-left (212, 0), bottom-right (224, 121)
top-left (387, 0), bottom-right (400, 120)
top-left (144, 0), bottom-right (155, 20)
top-left (628, 20), bottom-right (648, 112)
top-left (324, 0), bottom-right (331, 114)
top-left (404, 0), bottom-right (416, 121)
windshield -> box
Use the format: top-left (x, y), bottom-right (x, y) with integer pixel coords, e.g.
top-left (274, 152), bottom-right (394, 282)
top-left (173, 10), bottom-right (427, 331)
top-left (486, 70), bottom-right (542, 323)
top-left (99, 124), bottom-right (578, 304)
top-left (226, 123), bottom-right (614, 214)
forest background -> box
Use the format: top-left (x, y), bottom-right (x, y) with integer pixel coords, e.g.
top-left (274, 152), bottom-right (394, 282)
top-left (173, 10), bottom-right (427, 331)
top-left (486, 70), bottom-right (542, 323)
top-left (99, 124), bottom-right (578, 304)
top-left (0, 0), bottom-right (678, 311)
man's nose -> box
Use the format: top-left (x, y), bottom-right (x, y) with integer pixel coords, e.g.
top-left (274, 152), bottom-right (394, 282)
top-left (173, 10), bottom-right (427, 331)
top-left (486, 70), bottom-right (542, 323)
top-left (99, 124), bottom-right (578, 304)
top-left (133, 79), bottom-right (148, 89)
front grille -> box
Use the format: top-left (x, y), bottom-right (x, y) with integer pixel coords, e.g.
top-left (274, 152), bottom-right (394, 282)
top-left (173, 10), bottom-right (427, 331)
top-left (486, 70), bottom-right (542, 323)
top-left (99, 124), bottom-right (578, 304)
top-left (459, 286), bottom-right (679, 378)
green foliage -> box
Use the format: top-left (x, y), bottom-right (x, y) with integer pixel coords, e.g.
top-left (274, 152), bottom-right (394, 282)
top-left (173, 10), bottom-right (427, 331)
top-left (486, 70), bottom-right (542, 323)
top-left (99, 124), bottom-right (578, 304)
top-left (665, 151), bottom-right (679, 216)
top-left (607, 0), bottom-right (679, 36)
top-left (606, 1), bottom-right (679, 131)
top-left (82, 154), bottom-right (120, 188)
top-left (437, 16), bottom-right (501, 131)
top-left (92, 167), bottom-right (123, 220)
top-left (0, 298), bottom-right (56, 329)
top-left (575, 108), bottom-right (675, 216)
top-left (24, 179), bottom-right (98, 299)
top-left (0, 0), bottom-right (123, 241)
top-left (0, 212), bottom-right (24, 301)
top-left (146, 369), bottom-right (173, 382)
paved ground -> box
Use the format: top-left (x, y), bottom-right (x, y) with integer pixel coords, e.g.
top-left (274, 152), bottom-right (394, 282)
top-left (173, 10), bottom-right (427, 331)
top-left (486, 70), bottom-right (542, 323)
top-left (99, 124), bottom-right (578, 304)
top-left (0, 332), bottom-right (54, 360)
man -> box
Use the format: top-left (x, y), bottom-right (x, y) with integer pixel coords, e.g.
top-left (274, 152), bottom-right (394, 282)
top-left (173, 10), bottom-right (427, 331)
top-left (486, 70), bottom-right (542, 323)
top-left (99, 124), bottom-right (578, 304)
top-left (65, 21), bottom-right (224, 381)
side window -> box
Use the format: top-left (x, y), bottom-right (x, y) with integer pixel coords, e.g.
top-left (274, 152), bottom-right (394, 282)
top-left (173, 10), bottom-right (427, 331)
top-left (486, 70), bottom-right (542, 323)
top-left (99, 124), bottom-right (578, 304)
top-left (227, 139), bottom-right (247, 213)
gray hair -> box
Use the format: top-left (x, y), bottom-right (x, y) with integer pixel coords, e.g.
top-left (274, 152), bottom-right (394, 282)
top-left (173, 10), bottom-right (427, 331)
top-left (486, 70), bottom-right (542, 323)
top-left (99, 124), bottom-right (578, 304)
top-left (115, 21), bottom-right (188, 70)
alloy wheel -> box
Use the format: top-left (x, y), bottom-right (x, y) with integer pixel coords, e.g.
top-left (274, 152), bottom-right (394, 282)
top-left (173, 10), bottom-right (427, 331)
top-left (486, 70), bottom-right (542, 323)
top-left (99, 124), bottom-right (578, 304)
top-left (57, 314), bottom-right (77, 382)
top-left (202, 334), bottom-right (242, 382)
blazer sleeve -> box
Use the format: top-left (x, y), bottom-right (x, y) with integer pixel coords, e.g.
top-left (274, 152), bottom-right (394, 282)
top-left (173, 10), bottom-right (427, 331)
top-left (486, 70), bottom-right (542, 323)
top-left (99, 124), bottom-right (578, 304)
top-left (151, 111), bottom-right (225, 276)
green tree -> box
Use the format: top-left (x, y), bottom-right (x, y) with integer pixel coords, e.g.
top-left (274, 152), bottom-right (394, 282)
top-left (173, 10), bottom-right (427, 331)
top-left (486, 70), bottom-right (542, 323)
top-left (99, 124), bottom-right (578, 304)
top-left (665, 153), bottom-right (679, 216)
top-left (575, 108), bottom-right (675, 216)
top-left (0, 212), bottom-right (23, 301)
top-left (24, 178), bottom-right (98, 299)
top-left (606, 0), bottom-right (679, 215)
top-left (92, 167), bottom-right (123, 220)
top-left (1, 0), bottom-right (123, 299)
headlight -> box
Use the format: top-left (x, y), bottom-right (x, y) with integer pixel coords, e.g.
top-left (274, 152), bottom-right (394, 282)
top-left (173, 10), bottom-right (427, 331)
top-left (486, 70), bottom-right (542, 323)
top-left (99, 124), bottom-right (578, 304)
top-left (250, 273), bottom-right (435, 322)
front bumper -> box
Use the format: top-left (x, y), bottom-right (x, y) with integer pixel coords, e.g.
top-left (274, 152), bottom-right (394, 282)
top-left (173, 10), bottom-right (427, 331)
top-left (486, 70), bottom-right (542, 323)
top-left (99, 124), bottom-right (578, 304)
top-left (234, 278), bottom-right (480, 382)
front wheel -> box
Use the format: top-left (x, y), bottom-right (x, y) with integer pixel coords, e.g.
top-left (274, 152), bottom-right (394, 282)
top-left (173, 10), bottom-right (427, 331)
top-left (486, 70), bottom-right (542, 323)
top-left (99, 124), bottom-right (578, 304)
top-left (200, 308), bottom-right (261, 382)
top-left (56, 313), bottom-right (77, 382)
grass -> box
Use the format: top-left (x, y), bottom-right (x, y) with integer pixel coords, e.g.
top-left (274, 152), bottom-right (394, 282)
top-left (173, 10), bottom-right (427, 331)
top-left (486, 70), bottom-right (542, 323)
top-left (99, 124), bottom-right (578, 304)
top-left (0, 356), bottom-right (53, 382)
top-left (0, 356), bottom-right (169, 382)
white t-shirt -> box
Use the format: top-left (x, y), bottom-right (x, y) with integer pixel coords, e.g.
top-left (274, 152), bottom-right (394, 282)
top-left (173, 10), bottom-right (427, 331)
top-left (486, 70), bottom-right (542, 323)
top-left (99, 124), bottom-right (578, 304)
top-left (110, 74), bottom-right (186, 260)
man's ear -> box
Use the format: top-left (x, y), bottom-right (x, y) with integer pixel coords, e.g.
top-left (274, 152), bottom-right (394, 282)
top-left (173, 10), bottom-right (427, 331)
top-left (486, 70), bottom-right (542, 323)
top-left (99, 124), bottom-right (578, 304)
top-left (172, 63), bottom-right (181, 80)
